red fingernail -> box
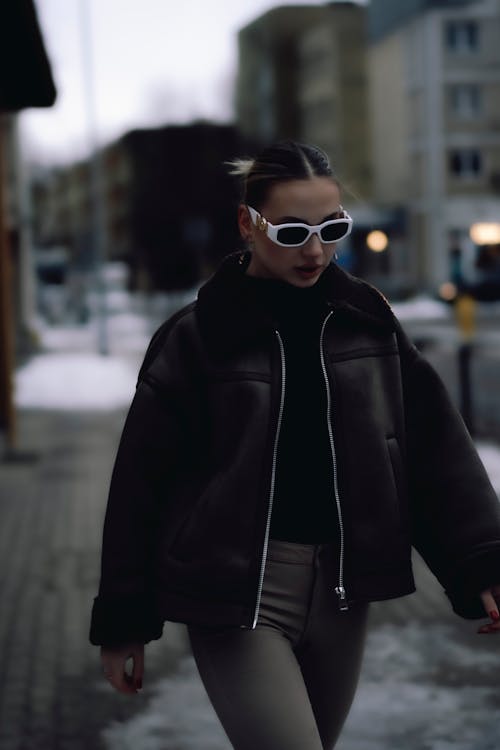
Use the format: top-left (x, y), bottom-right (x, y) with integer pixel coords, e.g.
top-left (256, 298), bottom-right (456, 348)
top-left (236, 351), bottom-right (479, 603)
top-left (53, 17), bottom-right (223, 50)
top-left (489, 610), bottom-right (500, 621)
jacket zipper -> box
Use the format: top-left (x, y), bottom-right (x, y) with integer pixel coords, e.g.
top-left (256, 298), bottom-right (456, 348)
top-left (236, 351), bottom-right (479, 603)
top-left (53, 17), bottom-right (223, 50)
top-left (248, 329), bottom-right (286, 629)
top-left (319, 309), bottom-right (349, 611)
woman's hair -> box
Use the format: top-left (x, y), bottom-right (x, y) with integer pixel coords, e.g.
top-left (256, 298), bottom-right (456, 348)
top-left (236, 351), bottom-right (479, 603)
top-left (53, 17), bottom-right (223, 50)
top-left (226, 140), bottom-right (340, 209)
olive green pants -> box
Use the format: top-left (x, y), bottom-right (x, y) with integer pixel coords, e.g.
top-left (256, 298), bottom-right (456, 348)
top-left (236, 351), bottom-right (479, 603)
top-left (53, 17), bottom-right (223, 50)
top-left (187, 538), bottom-right (369, 750)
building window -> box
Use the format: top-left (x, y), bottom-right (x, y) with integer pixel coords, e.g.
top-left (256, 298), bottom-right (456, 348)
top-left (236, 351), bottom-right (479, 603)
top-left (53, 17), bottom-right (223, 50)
top-left (444, 20), bottom-right (479, 53)
top-left (449, 149), bottom-right (482, 178)
top-left (448, 84), bottom-right (482, 118)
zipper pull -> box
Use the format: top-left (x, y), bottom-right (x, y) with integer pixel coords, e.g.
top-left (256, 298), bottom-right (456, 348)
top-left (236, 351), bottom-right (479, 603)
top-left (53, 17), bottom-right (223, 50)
top-left (335, 585), bottom-right (349, 611)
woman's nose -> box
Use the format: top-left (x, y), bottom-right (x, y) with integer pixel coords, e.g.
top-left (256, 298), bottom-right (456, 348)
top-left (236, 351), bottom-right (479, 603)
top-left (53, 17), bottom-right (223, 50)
top-left (301, 232), bottom-right (324, 257)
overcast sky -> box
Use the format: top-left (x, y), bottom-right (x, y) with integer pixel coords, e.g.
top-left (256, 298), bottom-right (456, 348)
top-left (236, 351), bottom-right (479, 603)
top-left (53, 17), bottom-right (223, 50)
top-left (22, 0), bottom-right (367, 165)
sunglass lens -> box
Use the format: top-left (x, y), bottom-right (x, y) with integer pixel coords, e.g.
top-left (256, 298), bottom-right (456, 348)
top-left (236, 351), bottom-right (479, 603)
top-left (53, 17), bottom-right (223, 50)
top-left (276, 226), bottom-right (310, 245)
top-left (320, 221), bottom-right (350, 242)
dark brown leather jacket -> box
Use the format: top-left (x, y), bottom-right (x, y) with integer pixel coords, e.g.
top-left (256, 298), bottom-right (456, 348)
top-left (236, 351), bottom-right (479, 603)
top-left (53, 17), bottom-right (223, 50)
top-left (89, 251), bottom-right (500, 646)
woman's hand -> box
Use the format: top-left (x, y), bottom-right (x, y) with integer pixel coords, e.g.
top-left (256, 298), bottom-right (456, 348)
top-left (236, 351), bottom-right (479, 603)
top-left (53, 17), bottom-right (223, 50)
top-left (477, 585), bottom-right (500, 634)
top-left (100, 642), bottom-right (144, 694)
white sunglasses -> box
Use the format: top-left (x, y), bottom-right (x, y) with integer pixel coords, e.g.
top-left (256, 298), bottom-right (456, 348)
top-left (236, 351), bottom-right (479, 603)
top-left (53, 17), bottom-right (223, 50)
top-left (246, 204), bottom-right (353, 247)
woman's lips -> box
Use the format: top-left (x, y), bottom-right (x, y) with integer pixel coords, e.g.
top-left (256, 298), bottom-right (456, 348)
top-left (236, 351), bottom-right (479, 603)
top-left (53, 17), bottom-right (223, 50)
top-left (295, 265), bottom-right (322, 277)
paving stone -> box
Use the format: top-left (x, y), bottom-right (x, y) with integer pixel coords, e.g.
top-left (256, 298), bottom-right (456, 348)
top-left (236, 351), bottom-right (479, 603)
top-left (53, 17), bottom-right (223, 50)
top-left (0, 407), bottom-right (185, 750)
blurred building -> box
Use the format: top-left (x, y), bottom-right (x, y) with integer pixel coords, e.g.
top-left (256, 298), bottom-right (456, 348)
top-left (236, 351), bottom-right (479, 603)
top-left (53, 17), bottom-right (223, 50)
top-left (33, 147), bottom-right (132, 275)
top-left (368, 0), bottom-right (500, 290)
top-left (32, 122), bottom-right (254, 292)
top-left (236, 5), bottom-right (328, 144)
top-left (119, 123), bottom-right (252, 290)
top-left (236, 2), bottom-right (372, 196)
top-left (236, 2), bottom-right (412, 295)
top-left (297, 2), bottom-right (372, 198)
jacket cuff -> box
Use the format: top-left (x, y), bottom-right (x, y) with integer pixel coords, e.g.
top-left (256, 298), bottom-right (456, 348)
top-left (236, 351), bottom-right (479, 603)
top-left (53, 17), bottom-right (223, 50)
top-left (89, 593), bottom-right (164, 647)
top-left (444, 541), bottom-right (500, 619)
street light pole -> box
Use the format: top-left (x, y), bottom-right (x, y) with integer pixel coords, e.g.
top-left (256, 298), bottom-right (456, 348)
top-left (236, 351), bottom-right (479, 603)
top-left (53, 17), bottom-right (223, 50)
top-left (79, 0), bottom-right (109, 355)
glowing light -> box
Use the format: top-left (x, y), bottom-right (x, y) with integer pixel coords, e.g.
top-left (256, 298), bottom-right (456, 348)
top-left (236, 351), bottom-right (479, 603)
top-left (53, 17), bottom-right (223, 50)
top-left (469, 223), bottom-right (500, 245)
top-left (439, 281), bottom-right (457, 301)
top-left (366, 230), bottom-right (388, 252)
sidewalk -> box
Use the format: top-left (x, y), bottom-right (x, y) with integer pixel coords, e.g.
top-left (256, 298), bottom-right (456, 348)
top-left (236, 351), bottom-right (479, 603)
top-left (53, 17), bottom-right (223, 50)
top-left (0, 407), bottom-right (189, 750)
top-left (1, 404), bottom-right (499, 750)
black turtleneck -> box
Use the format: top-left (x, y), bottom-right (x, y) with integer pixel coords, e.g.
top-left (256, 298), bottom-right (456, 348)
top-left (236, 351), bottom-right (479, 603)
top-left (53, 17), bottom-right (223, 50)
top-left (238, 262), bottom-right (341, 544)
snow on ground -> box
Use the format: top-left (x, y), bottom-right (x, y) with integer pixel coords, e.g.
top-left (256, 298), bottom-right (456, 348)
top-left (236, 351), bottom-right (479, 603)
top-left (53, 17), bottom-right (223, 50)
top-left (99, 621), bottom-right (500, 750)
top-left (100, 654), bottom-right (230, 750)
top-left (390, 293), bottom-right (500, 323)
top-left (14, 315), bottom-right (148, 410)
top-left (390, 295), bottom-right (451, 321)
top-left (36, 311), bottom-right (152, 356)
top-left (338, 622), bottom-right (500, 750)
top-left (14, 352), bottom-right (139, 411)
top-left (13, 291), bottom-right (195, 411)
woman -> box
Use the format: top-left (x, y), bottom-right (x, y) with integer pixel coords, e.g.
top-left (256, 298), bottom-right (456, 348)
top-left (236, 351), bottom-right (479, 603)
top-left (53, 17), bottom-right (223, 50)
top-left (89, 141), bottom-right (500, 750)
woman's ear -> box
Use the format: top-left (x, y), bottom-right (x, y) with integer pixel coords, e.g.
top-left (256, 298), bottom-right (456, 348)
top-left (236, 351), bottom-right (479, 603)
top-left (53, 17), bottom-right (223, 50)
top-left (237, 204), bottom-right (253, 242)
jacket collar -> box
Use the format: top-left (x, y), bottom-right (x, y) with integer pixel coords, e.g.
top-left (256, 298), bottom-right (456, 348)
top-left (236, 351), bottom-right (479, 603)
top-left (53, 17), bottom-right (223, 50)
top-left (195, 250), bottom-right (396, 355)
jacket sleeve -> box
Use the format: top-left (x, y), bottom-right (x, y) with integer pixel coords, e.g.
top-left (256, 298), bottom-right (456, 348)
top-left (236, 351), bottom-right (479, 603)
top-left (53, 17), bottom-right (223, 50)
top-left (89, 321), bottom-right (191, 646)
top-left (396, 319), bottom-right (500, 619)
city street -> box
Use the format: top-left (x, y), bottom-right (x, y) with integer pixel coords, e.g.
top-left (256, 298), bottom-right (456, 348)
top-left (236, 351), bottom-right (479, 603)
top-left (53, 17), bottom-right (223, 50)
top-left (1, 293), bottom-right (499, 749)
top-left (4, 0), bottom-right (500, 746)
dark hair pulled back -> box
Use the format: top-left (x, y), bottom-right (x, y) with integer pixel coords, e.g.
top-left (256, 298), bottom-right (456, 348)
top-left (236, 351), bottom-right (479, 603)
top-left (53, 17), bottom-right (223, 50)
top-left (226, 140), bottom-right (340, 210)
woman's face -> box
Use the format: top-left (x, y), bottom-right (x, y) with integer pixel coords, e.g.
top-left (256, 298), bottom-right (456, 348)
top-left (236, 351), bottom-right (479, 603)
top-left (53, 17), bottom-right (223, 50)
top-left (238, 176), bottom-right (342, 286)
